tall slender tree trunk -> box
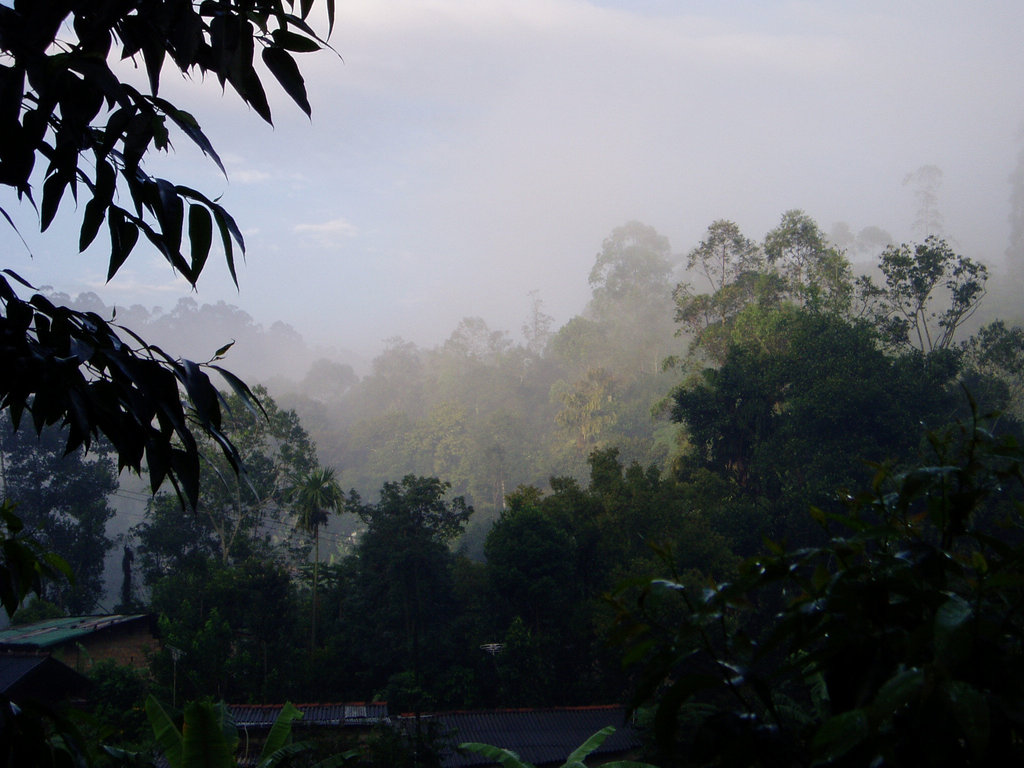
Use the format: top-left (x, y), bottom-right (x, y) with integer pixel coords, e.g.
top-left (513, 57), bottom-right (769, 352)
top-left (311, 525), bottom-right (320, 654)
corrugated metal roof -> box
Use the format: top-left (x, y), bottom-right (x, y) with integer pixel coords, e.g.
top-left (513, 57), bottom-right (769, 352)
top-left (0, 654), bottom-right (48, 691)
top-left (0, 653), bottom-right (91, 702)
top-left (403, 706), bottom-right (642, 767)
top-left (230, 702), bottom-right (390, 728)
top-left (0, 615), bottom-right (153, 649)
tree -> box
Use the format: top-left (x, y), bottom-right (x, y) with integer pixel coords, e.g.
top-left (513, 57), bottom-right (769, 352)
top-left (673, 220), bottom-right (770, 363)
top-left (1007, 126), bottom-right (1024, 267)
top-left (683, 219), bottom-right (765, 296)
top-left (522, 290), bottom-right (554, 356)
top-left (589, 222), bottom-right (672, 305)
top-left (674, 214), bottom-right (855, 365)
top-left (763, 209), bottom-right (852, 313)
top-left (0, 413), bottom-right (116, 612)
top-left (149, 558), bottom-right (303, 702)
top-left (904, 164), bottom-right (945, 236)
top-left (0, 1), bottom-right (334, 508)
top-left (671, 310), bottom-right (961, 546)
top-left (135, 386), bottom-right (317, 582)
top-left (961, 320), bottom-right (1024, 419)
top-left (484, 506), bottom-right (574, 635)
top-left (298, 359), bottom-right (358, 403)
top-left (585, 222), bottom-right (678, 377)
top-left (344, 476), bottom-right (472, 703)
top-left (552, 368), bottom-right (619, 459)
top-left (289, 465), bottom-right (343, 652)
top-left (855, 237), bottom-right (988, 353)
top-left (444, 317), bottom-right (512, 363)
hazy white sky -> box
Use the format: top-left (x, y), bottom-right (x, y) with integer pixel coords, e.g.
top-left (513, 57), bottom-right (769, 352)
top-left (4, 0), bottom-right (1023, 360)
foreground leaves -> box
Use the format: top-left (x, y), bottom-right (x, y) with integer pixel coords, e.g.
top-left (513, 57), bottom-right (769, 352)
top-left (613, 406), bottom-right (1024, 766)
top-left (0, 274), bottom-right (259, 508)
top-left (460, 726), bottom-right (656, 768)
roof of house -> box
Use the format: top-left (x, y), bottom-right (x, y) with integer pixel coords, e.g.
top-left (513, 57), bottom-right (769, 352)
top-left (0, 653), bottom-right (92, 703)
top-left (403, 705), bottom-right (642, 768)
top-left (230, 702), bottom-right (390, 729)
top-left (0, 614), bottom-right (155, 650)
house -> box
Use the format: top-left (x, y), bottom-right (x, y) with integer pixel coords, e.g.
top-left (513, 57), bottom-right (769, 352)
top-left (0, 653), bottom-right (91, 706)
top-left (0, 614), bottom-right (160, 673)
top-left (401, 705), bottom-right (643, 767)
top-left (229, 701), bottom-right (390, 761)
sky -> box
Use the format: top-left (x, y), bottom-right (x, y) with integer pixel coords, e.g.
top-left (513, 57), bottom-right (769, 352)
top-left (3, 0), bottom-right (1024, 362)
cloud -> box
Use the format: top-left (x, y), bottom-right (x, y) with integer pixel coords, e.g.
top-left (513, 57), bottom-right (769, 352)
top-left (293, 218), bottom-right (359, 247)
top-left (231, 168), bottom-right (272, 184)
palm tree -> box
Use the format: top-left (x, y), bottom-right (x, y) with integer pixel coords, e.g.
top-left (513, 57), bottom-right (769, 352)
top-left (290, 466), bottom-right (343, 651)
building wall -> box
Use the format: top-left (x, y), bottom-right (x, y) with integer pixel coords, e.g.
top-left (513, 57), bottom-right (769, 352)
top-left (52, 623), bottom-right (159, 673)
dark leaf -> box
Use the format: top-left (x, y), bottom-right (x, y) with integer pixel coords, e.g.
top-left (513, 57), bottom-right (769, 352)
top-left (187, 204), bottom-right (213, 281)
top-left (1, 269), bottom-right (36, 290)
top-left (40, 171), bottom-right (69, 231)
top-left (271, 29), bottom-right (321, 53)
top-left (154, 99), bottom-right (226, 175)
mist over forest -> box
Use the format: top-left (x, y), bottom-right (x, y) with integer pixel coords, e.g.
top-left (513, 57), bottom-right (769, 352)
top-left (44, 182), bottom-right (1024, 594)
top-left (6, 2), bottom-right (1024, 763)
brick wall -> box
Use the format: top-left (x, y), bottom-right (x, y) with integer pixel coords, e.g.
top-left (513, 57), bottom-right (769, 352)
top-left (52, 621), bottom-right (160, 673)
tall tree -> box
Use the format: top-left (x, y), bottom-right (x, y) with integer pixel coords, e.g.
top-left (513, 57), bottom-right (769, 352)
top-left (763, 209), bottom-right (853, 313)
top-left (289, 465), bottom-right (343, 652)
top-left (674, 219), bottom-right (770, 363)
top-left (855, 237), bottom-right (988, 353)
top-left (904, 164), bottom-right (945, 236)
top-left (345, 476), bottom-right (472, 702)
top-left (588, 221), bottom-right (672, 306)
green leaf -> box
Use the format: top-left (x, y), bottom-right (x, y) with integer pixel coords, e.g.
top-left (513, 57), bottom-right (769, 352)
top-left (811, 709), bottom-right (869, 763)
top-left (213, 208), bottom-right (241, 286)
top-left (653, 672), bottom-right (720, 750)
top-left (79, 198), bottom-right (107, 252)
top-left (258, 702), bottom-right (304, 766)
top-left (213, 340), bottom-right (236, 359)
top-left (146, 695), bottom-right (183, 768)
top-left (180, 700), bottom-right (237, 768)
top-left (459, 742), bottom-right (531, 768)
top-left (565, 727), bottom-right (614, 765)
top-left (154, 178), bottom-right (184, 257)
top-left (240, 64), bottom-right (273, 124)
top-left (309, 752), bottom-right (361, 768)
top-left (870, 667), bottom-right (924, 723)
top-left (210, 364), bottom-right (266, 419)
top-left (142, 35), bottom-right (167, 96)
